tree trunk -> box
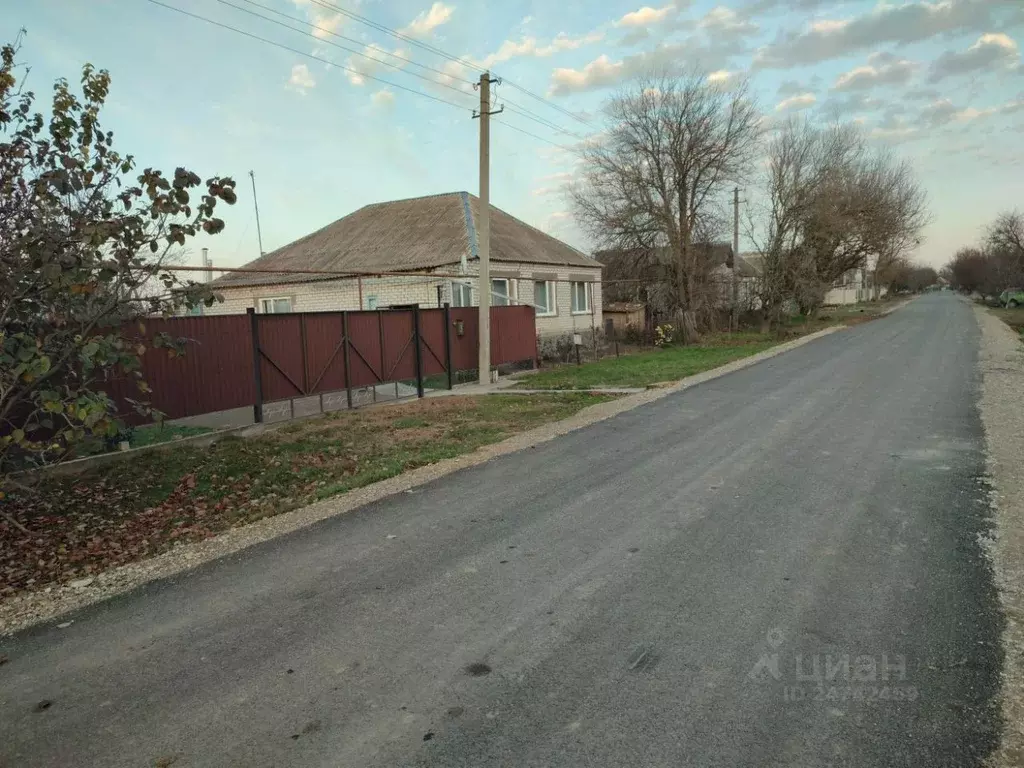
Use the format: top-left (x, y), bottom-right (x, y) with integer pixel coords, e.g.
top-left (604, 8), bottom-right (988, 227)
top-left (674, 308), bottom-right (701, 344)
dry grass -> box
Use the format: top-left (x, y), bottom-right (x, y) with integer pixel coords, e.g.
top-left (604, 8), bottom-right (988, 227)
top-left (0, 393), bottom-right (615, 599)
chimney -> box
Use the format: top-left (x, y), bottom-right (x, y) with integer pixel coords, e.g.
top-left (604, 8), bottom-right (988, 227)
top-left (201, 248), bottom-right (210, 283)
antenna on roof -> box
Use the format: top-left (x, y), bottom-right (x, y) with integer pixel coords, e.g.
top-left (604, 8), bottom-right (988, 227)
top-left (249, 170), bottom-right (265, 257)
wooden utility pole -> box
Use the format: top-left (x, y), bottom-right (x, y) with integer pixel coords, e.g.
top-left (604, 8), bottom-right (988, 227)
top-left (473, 72), bottom-right (502, 385)
top-left (249, 170), bottom-right (265, 257)
top-left (732, 186), bottom-right (740, 332)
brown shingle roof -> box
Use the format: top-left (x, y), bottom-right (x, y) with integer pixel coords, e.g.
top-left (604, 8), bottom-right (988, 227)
top-left (214, 192), bottom-right (597, 287)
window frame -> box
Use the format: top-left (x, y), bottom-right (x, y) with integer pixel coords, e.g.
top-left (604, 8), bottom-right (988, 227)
top-left (451, 281), bottom-right (473, 308)
top-left (259, 296), bottom-right (293, 314)
top-left (491, 278), bottom-right (510, 307)
top-left (570, 281), bottom-right (591, 314)
top-left (533, 280), bottom-right (556, 317)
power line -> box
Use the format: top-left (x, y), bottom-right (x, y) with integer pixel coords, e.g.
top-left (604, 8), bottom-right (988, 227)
top-left (201, 0), bottom-right (592, 144)
top-left (503, 100), bottom-right (584, 141)
top-left (500, 79), bottom-right (595, 128)
top-left (211, 0), bottom-right (474, 101)
top-left (291, 0), bottom-right (595, 132)
top-left (303, 0), bottom-right (482, 74)
top-left (494, 120), bottom-right (574, 153)
top-left (224, 0), bottom-right (474, 86)
top-left (143, 0), bottom-right (474, 112)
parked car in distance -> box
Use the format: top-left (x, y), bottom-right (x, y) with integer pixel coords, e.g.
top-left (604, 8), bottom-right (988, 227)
top-left (999, 288), bottom-right (1024, 308)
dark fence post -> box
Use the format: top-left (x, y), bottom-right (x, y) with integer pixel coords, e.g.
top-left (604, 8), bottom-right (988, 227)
top-left (299, 313), bottom-right (309, 395)
top-left (412, 306), bottom-right (424, 398)
top-left (248, 308), bottom-right (264, 424)
top-left (443, 302), bottom-right (453, 390)
top-left (342, 311), bottom-right (354, 410)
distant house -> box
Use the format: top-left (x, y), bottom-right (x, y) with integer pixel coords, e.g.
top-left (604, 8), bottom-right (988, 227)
top-left (206, 192), bottom-right (602, 339)
top-left (708, 246), bottom-right (762, 309)
top-left (823, 266), bottom-right (885, 305)
top-left (598, 242), bottom-right (763, 320)
top-left (731, 252), bottom-right (886, 307)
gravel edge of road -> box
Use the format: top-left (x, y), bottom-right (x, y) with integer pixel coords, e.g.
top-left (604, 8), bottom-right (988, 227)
top-left (975, 305), bottom-right (1024, 768)
top-left (0, 324), bottom-right (843, 637)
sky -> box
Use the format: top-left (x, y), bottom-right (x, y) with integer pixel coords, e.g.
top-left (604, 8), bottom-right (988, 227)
top-left (5, 0), bottom-right (1024, 270)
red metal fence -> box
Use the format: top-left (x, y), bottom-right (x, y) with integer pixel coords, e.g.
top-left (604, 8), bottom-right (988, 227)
top-left (105, 305), bottom-right (537, 423)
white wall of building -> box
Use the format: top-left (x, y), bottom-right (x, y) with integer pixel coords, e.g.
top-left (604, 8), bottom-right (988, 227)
top-left (205, 262), bottom-right (603, 339)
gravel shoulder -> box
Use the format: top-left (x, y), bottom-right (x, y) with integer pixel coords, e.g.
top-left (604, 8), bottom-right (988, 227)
top-left (976, 305), bottom-right (1024, 768)
top-left (0, 324), bottom-right (841, 637)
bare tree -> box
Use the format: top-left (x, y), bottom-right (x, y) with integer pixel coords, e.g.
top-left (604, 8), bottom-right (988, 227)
top-left (570, 70), bottom-right (761, 340)
top-left (946, 247), bottom-right (997, 294)
top-left (751, 118), bottom-right (928, 320)
top-left (747, 118), bottom-right (832, 326)
top-left (987, 210), bottom-right (1024, 256)
top-left (985, 210), bottom-right (1024, 287)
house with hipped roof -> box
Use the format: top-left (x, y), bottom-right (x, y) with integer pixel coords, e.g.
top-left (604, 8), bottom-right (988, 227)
top-left (206, 192), bottom-right (603, 339)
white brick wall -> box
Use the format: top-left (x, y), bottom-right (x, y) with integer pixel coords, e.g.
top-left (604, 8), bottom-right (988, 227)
top-left (205, 262), bottom-right (603, 338)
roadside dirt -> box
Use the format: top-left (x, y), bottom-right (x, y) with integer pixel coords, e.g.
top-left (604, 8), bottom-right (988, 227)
top-left (975, 305), bottom-right (1024, 767)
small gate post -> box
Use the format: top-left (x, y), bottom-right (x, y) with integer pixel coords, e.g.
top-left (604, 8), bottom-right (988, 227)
top-left (443, 302), bottom-right (454, 390)
top-left (412, 305), bottom-right (425, 398)
top-left (247, 308), bottom-right (264, 424)
top-left (342, 311), bottom-right (354, 410)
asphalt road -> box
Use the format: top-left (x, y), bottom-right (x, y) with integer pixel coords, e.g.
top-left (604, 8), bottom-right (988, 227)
top-left (0, 293), bottom-right (1003, 768)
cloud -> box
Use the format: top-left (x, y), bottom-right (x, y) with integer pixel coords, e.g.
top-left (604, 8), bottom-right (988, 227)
top-left (548, 36), bottom-right (742, 96)
top-left (916, 96), bottom-right (1024, 126)
top-left (833, 51), bottom-right (916, 91)
top-left (700, 6), bottom-right (758, 40)
top-left (743, 0), bottom-right (848, 14)
top-left (776, 78), bottom-right (820, 97)
top-left (921, 98), bottom-right (960, 126)
top-left (904, 86), bottom-right (942, 102)
top-left (820, 92), bottom-right (881, 117)
top-left (287, 63), bottom-right (315, 93)
top-left (869, 124), bottom-right (920, 145)
top-left (345, 43), bottom-right (404, 87)
top-left (929, 33), bottom-right (1020, 82)
top-left (551, 55), bottom-right (624, 96)
top-left (370, 89), bottom-right (395, 109)
top-left (775, 92), bottom-right (816, 112)
top-left (310, 11), bottom-right (345, 40)
top-left (479, 31), bottom-right (605, 68)
top-left (753, 0), bottom-right (1004, 70)
top-left (707, 69), bottom-right (734, 86)
top-left (617, 5), bottom-right (675, 27)
top-left (399, 2), bottom-right (454, 38)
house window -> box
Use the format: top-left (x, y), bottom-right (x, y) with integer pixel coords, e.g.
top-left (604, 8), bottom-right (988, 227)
top-left (492, 278), bottom-right (510, 307)
top-left (366, 295), bottom-right (379, 310)
top-left (451, 282), bottom-right (473, 307)
top-left (533, 280), bottom-right (555, 316)
top-left (571, 282), bottom-right (590, 313)
top-left (259, 297), bottom-right (292, 313)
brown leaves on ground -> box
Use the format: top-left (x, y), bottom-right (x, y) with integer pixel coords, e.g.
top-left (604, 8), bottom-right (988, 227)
top-left (0, 394), bottom-right (608, 601)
